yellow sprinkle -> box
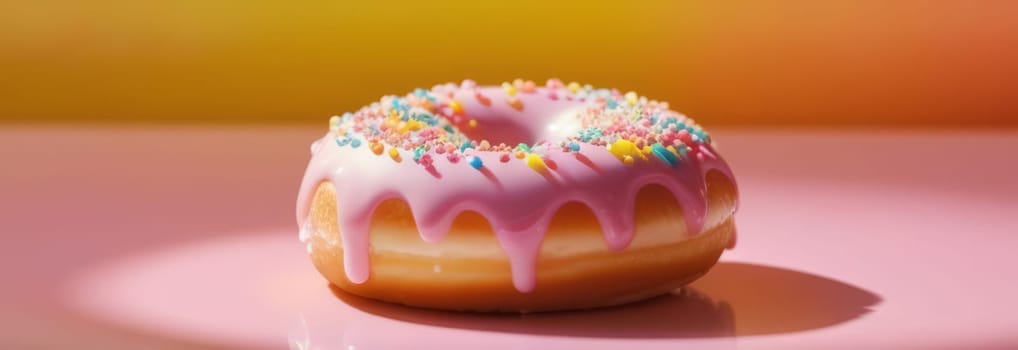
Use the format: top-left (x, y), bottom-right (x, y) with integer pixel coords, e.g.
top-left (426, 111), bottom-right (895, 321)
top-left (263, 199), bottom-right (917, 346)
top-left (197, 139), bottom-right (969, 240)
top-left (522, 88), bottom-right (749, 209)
top-left (398, 119), bottom-right (423, 133)
top-left (623, 155), bottom-right (634, 166)
top-left (567, 82), bottom-right (581, 94)
top-left (449, 100), bottom-right (463, 114)
top-left (388, 147), bottom-right (401, 162)
top-left (608, 139), bottom-right (640, 162)
top-left (625, 91), bottom-right (638, 106)
top-left (642, 145), bottom-right (652, 154)
top-left (526, 153), bottom-right (546, 172)
top-left (501, 82), bottom-right (517, 96)
top-left (370, 142), bottom-right (384, 155)
top-left (328, 115), bottom-right (340, 131)
top-left (385, 114), bottom-right (400, 129)
top-left (468, 119), bottom-right (477, 128)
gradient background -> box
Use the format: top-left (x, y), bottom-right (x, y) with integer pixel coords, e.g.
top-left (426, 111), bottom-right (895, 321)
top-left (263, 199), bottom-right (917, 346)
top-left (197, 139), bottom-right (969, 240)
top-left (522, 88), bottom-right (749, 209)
top-left (2, 1), bottom-right (1017, 126)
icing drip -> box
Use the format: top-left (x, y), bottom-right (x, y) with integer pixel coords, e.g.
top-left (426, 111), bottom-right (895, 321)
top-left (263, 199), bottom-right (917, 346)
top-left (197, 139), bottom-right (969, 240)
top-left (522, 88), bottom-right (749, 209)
top-left (296, 80), bottom-right (736, 292)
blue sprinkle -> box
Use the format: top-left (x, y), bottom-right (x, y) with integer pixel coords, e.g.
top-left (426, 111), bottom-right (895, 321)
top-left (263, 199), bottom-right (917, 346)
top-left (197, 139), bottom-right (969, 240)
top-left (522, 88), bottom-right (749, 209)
top-left (469, 156), bottom-right (483, 170)
top-left (606, 99), bottom-right (617, 109)
top-left (459, 142), bottom-right (474, 152)
top-left (335, 137), bottom-right (350, 147)
top-left (677, 144), bottom-right (689, 157)
top-left (443, 124), bottom-right (455, 133)
top-left (414, 88), bottom-right (427, 98)
top-left (413, 146), bottom-right (425, 161)
top-left (350, 139), bottom-right (362, 148)
top-left (651, 143), bottom-right (677, 167)
top-left (568, 142), bottom-right (581, 152)
top-left (665, 117), bottom-right (678, 127)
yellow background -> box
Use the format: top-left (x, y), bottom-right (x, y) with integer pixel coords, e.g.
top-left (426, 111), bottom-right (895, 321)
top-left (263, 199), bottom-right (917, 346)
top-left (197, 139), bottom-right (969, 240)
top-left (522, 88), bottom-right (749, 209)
top-left (3, 1), bottom-right (1017, 126)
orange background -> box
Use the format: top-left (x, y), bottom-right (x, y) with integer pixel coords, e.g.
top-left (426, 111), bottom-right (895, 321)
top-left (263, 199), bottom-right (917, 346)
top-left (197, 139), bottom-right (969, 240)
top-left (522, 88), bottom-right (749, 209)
top-left (2, 1), bottom-right (1017, 127)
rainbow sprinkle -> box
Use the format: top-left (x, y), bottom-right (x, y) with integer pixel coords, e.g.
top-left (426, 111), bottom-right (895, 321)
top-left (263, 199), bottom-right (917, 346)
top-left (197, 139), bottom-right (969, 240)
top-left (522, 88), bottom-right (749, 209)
top-left (325, 79), bottom-right (713, 174)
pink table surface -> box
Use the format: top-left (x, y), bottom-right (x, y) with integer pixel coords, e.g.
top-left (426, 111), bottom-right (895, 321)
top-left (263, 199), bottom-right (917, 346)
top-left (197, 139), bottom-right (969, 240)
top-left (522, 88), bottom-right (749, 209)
top-left (1, 125), bottom-right (1017, 349)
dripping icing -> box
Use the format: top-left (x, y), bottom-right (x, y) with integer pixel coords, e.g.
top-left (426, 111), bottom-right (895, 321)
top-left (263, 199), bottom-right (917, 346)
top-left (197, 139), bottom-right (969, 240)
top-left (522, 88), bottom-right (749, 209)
top-left (296, 82), bottom-right (737, 293)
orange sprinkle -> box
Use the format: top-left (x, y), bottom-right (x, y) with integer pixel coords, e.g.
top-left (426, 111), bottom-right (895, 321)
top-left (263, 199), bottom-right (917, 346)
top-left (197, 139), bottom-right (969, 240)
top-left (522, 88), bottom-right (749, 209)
top-left (388, 147), bottom-right (401, 162)
top-left (507, 97), bottom-right (523, 111)
top-left (449, 100), bottom-right (463, 114)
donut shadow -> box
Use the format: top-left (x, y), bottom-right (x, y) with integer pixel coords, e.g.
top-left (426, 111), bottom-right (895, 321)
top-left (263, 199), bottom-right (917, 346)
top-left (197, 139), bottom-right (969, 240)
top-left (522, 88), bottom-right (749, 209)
top-left (330, 262), bottom-right (881, 338)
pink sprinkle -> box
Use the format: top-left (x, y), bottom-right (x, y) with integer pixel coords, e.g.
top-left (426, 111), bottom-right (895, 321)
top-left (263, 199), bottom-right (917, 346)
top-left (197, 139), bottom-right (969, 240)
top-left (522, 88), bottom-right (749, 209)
top-left (447, 153), bottom-right (460, 163)
top-left (435, 145), bottom-right (446, 154)
top-left (460, 79), bottom-right (477, 89)
top-left (546, 78), bottom-right (563, 89)
top-left (500, 153), bottom-right (510, 163)
top-left (420, 154), bottom-right (433, 167)
top-left (521, 80), bottom-right (537, 93)
top-left (677, 130), bottom-right (693, 145)
top-left (548, 91), bottom-right (558, 100)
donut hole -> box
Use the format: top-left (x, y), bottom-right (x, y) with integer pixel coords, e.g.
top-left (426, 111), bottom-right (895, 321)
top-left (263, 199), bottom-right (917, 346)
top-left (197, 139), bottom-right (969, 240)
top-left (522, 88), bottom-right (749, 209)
top-left (454, 94), bottom-right (587, 146)
top-left (457, 115), bottom-right (538, 146)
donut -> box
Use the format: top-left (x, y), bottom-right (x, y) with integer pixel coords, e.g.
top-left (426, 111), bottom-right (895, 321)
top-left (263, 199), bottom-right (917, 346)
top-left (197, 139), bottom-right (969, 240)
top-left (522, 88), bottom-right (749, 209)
top-left (296, 79), bottom-right (738, 312)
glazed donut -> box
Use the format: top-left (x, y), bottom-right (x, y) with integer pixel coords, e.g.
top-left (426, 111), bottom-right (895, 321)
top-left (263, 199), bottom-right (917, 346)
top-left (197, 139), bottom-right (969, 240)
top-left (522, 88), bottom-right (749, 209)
top-left (296, 79), bottom-right (738, 312)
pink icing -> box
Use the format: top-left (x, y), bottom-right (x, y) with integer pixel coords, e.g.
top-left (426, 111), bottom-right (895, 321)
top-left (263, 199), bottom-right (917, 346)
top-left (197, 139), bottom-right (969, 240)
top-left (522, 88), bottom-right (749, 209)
top-left (296, 84), bottom-right (736, 293)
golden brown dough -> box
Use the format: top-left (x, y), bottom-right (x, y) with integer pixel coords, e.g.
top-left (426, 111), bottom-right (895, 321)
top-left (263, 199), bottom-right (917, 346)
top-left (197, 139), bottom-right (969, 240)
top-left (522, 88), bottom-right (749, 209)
top-left (306, 171), bottom-right (737, 312)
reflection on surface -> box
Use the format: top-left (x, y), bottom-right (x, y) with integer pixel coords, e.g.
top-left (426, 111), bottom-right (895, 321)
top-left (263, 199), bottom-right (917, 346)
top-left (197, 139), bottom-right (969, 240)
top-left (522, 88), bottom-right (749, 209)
top-left (63, 234), bottom-right (879, 350)
top-left (332, 286), bottom-right (735, 338)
